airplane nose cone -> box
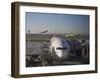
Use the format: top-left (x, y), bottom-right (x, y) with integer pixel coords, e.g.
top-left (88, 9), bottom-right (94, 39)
top-left (56, 51), bottom-right (63, 58)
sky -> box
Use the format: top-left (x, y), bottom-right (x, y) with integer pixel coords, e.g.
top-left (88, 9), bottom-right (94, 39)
top-left (25, 12), bottom-right (89, 35)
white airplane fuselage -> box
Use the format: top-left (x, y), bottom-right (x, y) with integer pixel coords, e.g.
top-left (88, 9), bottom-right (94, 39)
top-left (50, 36), bottom-right (70, 59)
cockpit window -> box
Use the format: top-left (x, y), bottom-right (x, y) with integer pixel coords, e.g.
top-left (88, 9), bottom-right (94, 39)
top-left (56, 47), bottom-right (68, 50)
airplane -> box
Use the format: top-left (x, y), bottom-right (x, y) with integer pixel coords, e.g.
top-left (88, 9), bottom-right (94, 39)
top-left (41, 30), bottom-right (48, 34)
top-left (50, 36), bottom-right (71, 60)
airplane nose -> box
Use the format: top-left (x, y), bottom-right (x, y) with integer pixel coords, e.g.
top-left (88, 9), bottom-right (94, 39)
top-left (56, 51), bottom-right (63, 58)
